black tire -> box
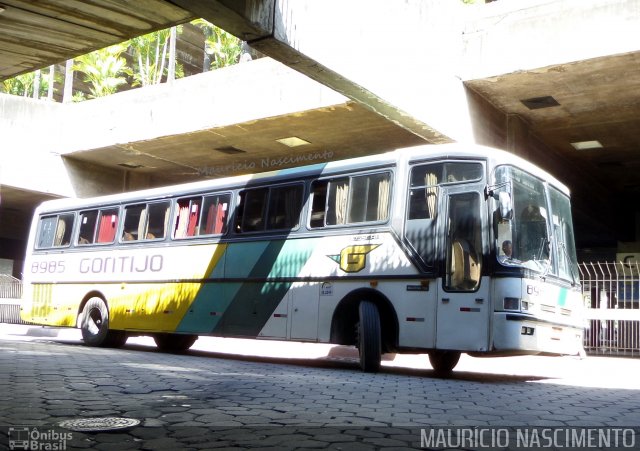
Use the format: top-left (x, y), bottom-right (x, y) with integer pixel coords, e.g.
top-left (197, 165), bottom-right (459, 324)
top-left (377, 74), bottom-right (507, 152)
top-left (104, 330), bottom-right (128, 348)
top-left (154, 333), bottom-right (198, 353)
top-left (357, 300), bottom-right (381, 373)
top-left (428, 350), bottom-right (461, 376)
top-left (80, 297), bottom-right (126, 347)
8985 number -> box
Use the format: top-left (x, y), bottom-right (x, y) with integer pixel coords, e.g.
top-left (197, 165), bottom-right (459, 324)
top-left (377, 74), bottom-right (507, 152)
top-left (31, 260), bottom-right (66, 274)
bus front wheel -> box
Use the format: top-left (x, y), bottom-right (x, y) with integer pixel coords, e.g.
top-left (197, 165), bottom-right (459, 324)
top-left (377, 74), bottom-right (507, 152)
top-left (154, 333), bottom-right (198, 353)
top-left (357, 300), bottom-right (381, 373)
top-left (428, 350), bottom-right (461, 375)
top-left (80, 297), bottom-right (127, 348)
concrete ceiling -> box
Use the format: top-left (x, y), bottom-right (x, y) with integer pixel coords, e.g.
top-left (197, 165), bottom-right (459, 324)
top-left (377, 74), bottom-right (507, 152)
top-left (1, 0), bottom-right (639, 250)
top-left (65, 102), bottom-right (427, 186)
top-left (0, 0), bottom-right (195, 80)
top-left (466, 51), bottom-right (640, 197)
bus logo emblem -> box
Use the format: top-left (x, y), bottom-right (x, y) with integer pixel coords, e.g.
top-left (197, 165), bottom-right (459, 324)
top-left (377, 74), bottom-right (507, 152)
top-left (328, 244), bottom-right (380, 273)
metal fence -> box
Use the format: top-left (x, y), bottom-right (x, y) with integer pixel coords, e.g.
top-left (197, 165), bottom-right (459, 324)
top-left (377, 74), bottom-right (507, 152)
top-left (579, 261), bottom-right (640, 356)
top-left (0, 274), bottom-right (27, 324)
top-left (0, 274), bottom-right (22, 299)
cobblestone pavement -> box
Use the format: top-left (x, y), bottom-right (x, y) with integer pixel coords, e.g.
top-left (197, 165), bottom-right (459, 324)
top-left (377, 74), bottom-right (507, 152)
top-left (1, 325), bottom-right (640, 450)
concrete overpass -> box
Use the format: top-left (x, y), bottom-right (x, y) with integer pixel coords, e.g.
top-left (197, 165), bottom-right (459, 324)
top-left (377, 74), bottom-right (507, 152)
top-left (1, 0), bottom-right (640, 275)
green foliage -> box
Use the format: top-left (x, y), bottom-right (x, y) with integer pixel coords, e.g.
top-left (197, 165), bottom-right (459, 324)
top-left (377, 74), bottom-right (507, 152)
top-left (128, 27), bottom-right (184, 86)
top-left (73, 44), bottom-right (130, 98)
top-left (192, 19), bottom-right (242, 69)
top-left (1, 69), bottom-right (54, 98)
top-left (71, 92), bottom-right (86, 103)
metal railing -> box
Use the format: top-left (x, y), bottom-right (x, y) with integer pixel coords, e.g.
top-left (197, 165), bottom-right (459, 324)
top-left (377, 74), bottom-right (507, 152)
top-left (579, 261), bottom-right (640, 356)
top-left (0, 274), bottom-right (27, 324)
top-left (0, 274), bottom-right (22, 299)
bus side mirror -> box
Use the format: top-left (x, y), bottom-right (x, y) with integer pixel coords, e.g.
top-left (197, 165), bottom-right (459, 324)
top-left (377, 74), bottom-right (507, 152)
top-left (497, 192), bottom-right (513, 221)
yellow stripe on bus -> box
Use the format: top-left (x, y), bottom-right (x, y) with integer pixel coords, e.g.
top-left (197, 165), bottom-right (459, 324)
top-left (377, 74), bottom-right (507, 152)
top-left (109, 243), bottom-right (227, 331)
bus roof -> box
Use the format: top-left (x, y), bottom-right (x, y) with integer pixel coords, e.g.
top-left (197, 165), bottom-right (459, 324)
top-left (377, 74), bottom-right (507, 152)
top-left (35, 143), bottom-right (570, 213)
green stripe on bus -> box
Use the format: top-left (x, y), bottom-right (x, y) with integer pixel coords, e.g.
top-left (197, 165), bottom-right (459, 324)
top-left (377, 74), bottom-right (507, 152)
top-left (176, 238), bottom-right (318, 334)
top-left (558, 287), bottom-right (567, 307)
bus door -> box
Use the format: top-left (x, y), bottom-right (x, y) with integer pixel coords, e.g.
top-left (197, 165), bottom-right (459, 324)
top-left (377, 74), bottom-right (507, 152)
top-left (436, 189), bottom-right (490, 351)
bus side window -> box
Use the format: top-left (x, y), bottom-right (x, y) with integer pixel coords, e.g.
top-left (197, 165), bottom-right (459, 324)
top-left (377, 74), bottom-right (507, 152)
top-left (267, 184), bottom-right (303, 230)
top-left (77, 210), bottom-right (99, 245)
top-left (37, 214), bottom-right (75, 248)
top-left (201, 194), bottom-right (229, 235)
top-left (54, 214), bottom-right (74, 247)
top-left (309, 181), bottom-right (328, 228)
top-left (326, 178), bottom-right (349, 225)
top-left (122, 204), bottom-right (145, 241)
top-left (348, 173), bottom-right (391, 223)
top-left (236, 188), bottom-right (268, 233)
top-left (174, 197), bottom-right (201, 238)
top-left (37, 216), bottom-right (58, 248)
top-left (146, 202), bottom-right (170, 239)
top-left (77, 208), bottom-right (119, 245)
top-left (96, 209), bottom-right (118, 243)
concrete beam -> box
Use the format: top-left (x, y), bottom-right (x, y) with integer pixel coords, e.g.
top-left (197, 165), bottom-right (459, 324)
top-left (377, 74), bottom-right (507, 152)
top-left (0, 94), bottom-right (74, 197)
top-left (0, 58), bottom-right (350, 198)
top-left (177, 0), bottom-right (471, 143)
top-left (169, 0), bottom-right (274, 41)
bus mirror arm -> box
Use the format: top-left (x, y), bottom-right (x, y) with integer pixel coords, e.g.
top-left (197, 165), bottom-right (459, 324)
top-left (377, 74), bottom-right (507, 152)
top-left (484, 181), bottom-right (510, 199)
top-left (486, 184), bottom-right (513, 221)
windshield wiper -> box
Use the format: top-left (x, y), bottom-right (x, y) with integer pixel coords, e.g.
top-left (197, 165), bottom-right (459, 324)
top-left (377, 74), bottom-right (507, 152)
top-left (559, 241), bottom-right (579, 286)
top-left (535, 237), bottom-right (552, 279)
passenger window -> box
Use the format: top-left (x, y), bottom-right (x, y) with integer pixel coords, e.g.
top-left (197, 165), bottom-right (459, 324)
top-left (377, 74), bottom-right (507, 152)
top-left (78, 211), bottom-right (98, 244)
top-left (36, 213), bottom-right (75, 249)
top-left (235, 184), bottom-right (304, 233)
top-left (175, 197), bottom-right (202, 238)
top-left (201, 194), bottom-right (229, 235)
top-left (267, 185), bottom-right (303, 230)
top-left (77, 208), bottom-right (119, 245)
top-left (96, 210), bottom-right (119, 243)
top-left (310, 172), bottom-right (391, 228)
top-left (236, 188), bottom-right (268, 232)
top-left (309, 181), bottom-right (327, 228)
top-left (326, 177), bottom-right (349, 225)
top-left (174, 194), bottom-right (229, 238)
top-left (349, 173), bottom-right (390, 223)
top-left (122, 202), bottom-right (169, 242)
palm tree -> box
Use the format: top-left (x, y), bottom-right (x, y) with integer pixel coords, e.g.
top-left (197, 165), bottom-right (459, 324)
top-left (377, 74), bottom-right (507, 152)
top-left (128, 27), bottom-right (184, 87)
top-left (1, 70), bottom-right (53, 98)
top-left (192, 19), bottom-right (242, 70)
top-left (73, 44), bottom-right (130, 99)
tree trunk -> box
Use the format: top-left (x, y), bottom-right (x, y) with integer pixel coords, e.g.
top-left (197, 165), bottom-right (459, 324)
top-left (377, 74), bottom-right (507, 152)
top-left (63, 59), bottom-right (74, 103)
top-left (167, 26), bottom-right (177, 83)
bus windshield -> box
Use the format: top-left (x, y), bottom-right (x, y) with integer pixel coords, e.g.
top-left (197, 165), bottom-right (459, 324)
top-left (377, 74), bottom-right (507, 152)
top-left (494, 166), bottom-right (570, 275)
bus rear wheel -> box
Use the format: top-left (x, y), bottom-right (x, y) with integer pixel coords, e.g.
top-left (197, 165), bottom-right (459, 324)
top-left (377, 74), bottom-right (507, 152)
top-left (428, 350), bottom-right (461, 376)
top-left (80, 297), bottom-right (127, 348)
top-left (357, 300), bottom-right (381, 373)
top-left (154, 333), bottom-right (198, 353)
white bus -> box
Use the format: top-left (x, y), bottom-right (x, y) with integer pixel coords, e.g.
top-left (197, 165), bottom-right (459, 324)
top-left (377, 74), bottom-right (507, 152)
top-left (21, 143), bottom-right (584, 373)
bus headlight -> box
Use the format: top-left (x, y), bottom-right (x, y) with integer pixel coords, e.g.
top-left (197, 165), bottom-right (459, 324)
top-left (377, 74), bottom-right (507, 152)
top-left (503, 297), bottom-right (520, 310)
